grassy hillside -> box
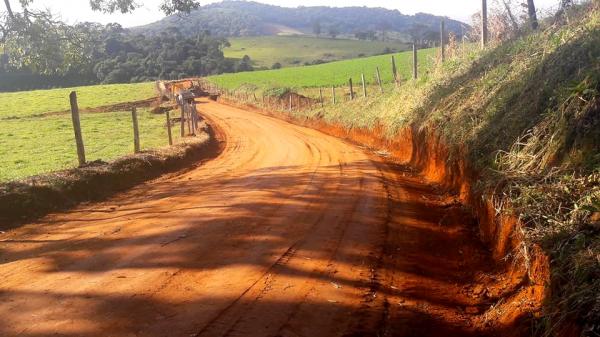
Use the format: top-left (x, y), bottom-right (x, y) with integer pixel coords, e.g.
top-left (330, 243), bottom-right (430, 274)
top-left (0, 82), bottom-right (156, 119)
top-left (0, 82), bottom-right (179, 182)
top-left (211, 48), bottom-right (437, 90)
top-left (224, 36), bottom-right (410, 68)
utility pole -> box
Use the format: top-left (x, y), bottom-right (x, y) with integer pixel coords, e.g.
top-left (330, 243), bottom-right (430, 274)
top-left (412, 44), bottom-right (418, 80)
top-left (481, 0), bottom-right (489, 48)
top-left (440, 19), bottom-right (446, 62)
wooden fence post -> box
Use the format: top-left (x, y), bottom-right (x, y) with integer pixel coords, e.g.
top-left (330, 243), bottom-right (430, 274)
top-left (441, 19), bottom-right (446, 62)
top-left (166, 110), bottom-right (173, 145)
top-left (191, 102), bottom-right (198, 135)
top-left (481, 0), bottom-right (489, 48)
top-left (180, 103), bottom-right (185, 137)
top-left (187, 104), bottom-right (192, 135)
top-left (69, 91), bottom-right (86, 166)
top-left (319, 87), bottom-right (324, 107)
top-left (289, 95), bottom-right (293, 111)
top-left (332, 86), bottom-right (336, 104)
top-left (376, 67), bottom-right (384, 93)
top-left (131, 107), bottom-right (141, 153)
top-left (188, 104), bottom-right (194, 136)
top-left (361, 73), bottom-right (367, 98)
top-left (413, 44), bottom-right (418, 80)
top-left (349, 78), bottom-right (354, 100)
top-left (391, 55), bottom-right (398, 84)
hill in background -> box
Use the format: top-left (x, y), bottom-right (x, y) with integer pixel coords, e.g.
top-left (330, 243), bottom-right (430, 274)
top-left (134, 1), bottom-right (468, 43)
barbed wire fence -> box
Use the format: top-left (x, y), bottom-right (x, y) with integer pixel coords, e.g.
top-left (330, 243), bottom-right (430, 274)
top-left (65, 82), bottom-right (203, 168)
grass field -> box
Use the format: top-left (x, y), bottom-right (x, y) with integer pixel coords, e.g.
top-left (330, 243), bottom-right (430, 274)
top-left (224, 36), bottom-right (410, 68)
top-left (0, 82), bottom-right (156, 119)
top-left (0, 82), bottom-right (176, 182)
top-left (0, 108), bottom-right (179, 182)
top-left (210, 48), bottom-right (437, 90)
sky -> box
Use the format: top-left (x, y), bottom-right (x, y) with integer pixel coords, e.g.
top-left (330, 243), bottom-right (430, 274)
top-left (13, 0), bottom-right (562, 28)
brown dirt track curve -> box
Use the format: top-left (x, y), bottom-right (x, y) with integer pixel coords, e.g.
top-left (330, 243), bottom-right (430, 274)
top-left (0, 100), bottom-right (505, 337)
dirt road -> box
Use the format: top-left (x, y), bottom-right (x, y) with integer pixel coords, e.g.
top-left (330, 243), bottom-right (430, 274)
top-left (0, 101), bottom-right (497, 337)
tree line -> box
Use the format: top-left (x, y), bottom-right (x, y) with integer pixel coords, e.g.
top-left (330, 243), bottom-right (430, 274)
top-left (476, 0), bottom-right (575, 45)
top-left (136, 1), bottom-right (467, 40)
top-left (92, 25), bottom-right (250, 83)
top-left (0, 23), bottom-right (253, 91)
top-left (1, 0), bottom-right (257, 91)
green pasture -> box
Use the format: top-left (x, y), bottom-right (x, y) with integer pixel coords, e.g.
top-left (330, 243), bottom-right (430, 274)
top-left (224, 36), bottom-right (410, 68)
top-left (211, 48), bottom-right (438, 90)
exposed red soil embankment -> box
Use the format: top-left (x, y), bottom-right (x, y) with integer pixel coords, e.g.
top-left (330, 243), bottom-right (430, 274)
top-left (218, 96), bottom-right (550, 335)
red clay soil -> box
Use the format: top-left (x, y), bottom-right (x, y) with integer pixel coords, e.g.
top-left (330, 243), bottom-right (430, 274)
top-left (0, 99), bottom-right (539, 336)
top-left (219, 97), bottom-right (550, 335)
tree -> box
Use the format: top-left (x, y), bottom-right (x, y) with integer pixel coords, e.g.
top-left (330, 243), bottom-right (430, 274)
top-left (482, 0), bottom-right (489, 47)
top-left (1, 0), bottom-right (201, 74)
top-left (328, 26), bottom-right (339, 39)
top-left (355, 30), bottom-right (376, 41)
top-left (236, 55), bottom-right (253, 72)
top-left (469, 0), bottom-right (547, 45)
top-left (560, 0), bottom-right (573, 8)
top-left (501, 0), bottom-right (519, 31)
top-left (366, 30), bottom-right (377, 41)
top-left (312, 20), bottom-right (321, 37)
top-left (379, 22), bottom-right (391, 41)
top-left (409, 23), bottom-right (428, 46)
top-left (526, 0), bottom-right (539, 30)
top-left (355, 31), bottom-right (367, 40)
